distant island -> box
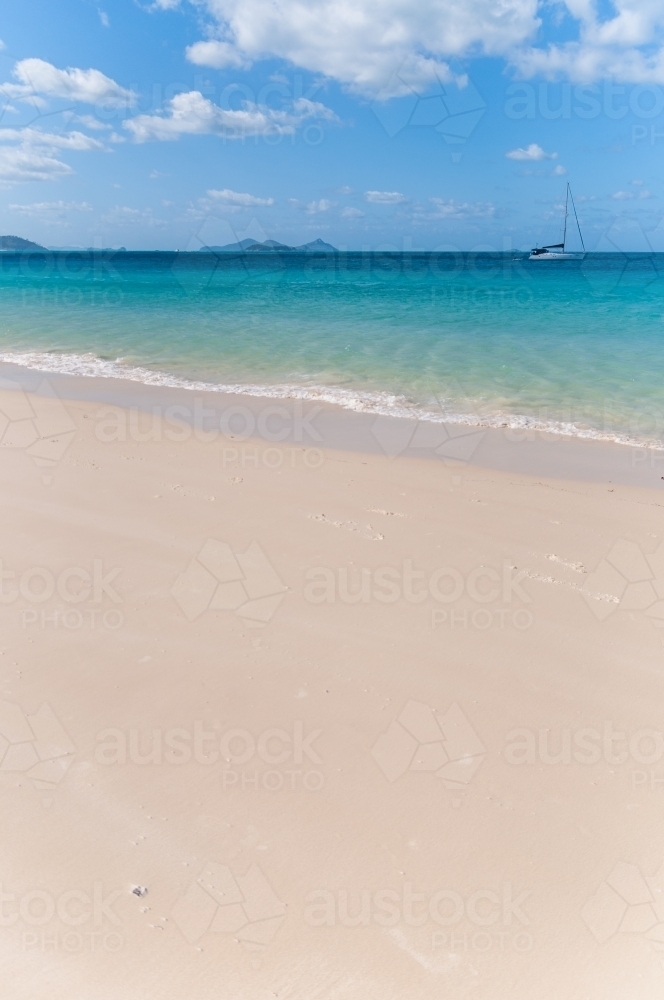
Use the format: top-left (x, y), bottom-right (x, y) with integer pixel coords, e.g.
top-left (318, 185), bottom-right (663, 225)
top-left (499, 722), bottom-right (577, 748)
top-left (199, 238), bottom-right (337, 253)
top-left (0, 235), bottom-right (46, 251)
top-left (0, 236), bottom-right (128, 252)
top-left (47, 245), bottom-right (127, 252)
top-left (0, 235), bottom-right (336, 253)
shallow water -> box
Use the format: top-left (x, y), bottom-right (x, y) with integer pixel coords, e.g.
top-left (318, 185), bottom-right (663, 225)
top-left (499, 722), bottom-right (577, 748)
top-left (1, 250), bottom-right (663, 447)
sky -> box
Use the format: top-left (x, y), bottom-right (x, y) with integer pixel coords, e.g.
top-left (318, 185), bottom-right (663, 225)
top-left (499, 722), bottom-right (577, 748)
top-left (1, 0), bottom-right (664, 251)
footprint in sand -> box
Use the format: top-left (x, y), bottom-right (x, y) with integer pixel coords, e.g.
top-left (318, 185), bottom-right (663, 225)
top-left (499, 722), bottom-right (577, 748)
top-left (308, 513), bottom-right (384, 541)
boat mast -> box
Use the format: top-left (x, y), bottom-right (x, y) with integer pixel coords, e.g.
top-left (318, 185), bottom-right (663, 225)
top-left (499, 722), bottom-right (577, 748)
top-left (568, 185), bottom-right (586, 253)
top-left (563, 183), bottom-right (569, 252)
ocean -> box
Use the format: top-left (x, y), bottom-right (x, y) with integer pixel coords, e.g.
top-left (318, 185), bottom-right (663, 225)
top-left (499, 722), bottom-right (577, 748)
top-left (0, 249), bottom-right (663, 448)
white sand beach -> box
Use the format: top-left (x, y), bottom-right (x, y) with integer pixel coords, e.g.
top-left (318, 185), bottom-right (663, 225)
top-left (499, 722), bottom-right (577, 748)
top-left (0, 374), bottom-right (663, 999)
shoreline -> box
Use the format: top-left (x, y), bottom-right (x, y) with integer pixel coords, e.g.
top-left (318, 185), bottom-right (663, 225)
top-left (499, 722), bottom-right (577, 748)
top-left (2, 359), bottom-right (663, 490)
top-left (1, 351), bottom-right (662, 454)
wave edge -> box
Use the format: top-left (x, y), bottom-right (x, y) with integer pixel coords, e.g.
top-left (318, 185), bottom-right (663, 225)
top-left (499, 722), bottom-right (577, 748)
top-left (0, 349), bottom-right (661, 452)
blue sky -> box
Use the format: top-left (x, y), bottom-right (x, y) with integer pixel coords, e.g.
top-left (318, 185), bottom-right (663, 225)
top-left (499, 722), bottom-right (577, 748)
top-left (1, 0), bottom-right (664, 250)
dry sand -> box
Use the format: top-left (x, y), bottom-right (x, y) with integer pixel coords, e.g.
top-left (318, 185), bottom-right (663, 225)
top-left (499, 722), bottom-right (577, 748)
top-left (0, 374), bottom-right (663, 999)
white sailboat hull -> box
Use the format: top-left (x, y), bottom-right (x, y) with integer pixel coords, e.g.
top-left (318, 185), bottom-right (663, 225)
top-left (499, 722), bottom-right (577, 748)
top-left (528, 251), bottom-right (584, 260)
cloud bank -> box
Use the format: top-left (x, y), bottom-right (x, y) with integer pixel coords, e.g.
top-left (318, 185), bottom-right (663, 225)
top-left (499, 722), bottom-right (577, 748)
top-left (0, 126), bottom-right (105, 185)
top-left (173, 0), bottom-right (664, 92)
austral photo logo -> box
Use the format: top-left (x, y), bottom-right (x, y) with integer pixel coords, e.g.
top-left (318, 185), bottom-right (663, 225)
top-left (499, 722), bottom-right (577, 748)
top-left (0, 378), bottom-right (77, 480)
top-left (582, 539), bottom-right (664, 627)
top-left (372, 699), bottom-right (485, 802)
top-left (304, 559), bottom-right (533, 631)
top-left (582, 861), bottom-right (664, 952)
top-left (3, 558), bottom-right (124, 632)
top-left (171, 539), bottom-right (288, 625)
top-left (171, 862), bottom-right (285, 954)
top-left (0, 700), bottom-right (75, 800)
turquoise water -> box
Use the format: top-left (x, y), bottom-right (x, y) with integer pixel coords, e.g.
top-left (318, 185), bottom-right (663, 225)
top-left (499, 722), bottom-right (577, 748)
top-left (0, 250), bottom-right (663, 446)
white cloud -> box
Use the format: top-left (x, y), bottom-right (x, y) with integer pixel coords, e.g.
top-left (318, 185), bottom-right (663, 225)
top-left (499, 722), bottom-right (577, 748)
top-left (102, 206), bottom-right (166, 227)
top-left (124, 90), bottom-right (337, 142)
top-left (293, 97), bottom-right (339, 121)
top-left (186, 40), bottom-right (250, 69)
top-left (0, 147), bottom-right (73, 184)
top-left (9, 200), bottom-right (92, 213)
top-left (166, 0), bottom-right (664, 90)
top-left (610, 187), bottom-right (653, 200)
top-left (0, 83), bottom-right (47, 107)
top-left (208, 188), bottom-right (274, 206)
top-left (627, 179), bottom-right (654, 197)
top-left (506, 143), bottom-right (557, 161)
top-left (341, 206), bottom-right (364, 218)
top-left (0, 128), bottom-right (104, 151)
top-left (365, 190), bottom-right (407, 204)
top-left (0, 39), bottom-right (5, 51)
top-left (70, 113), bottom-right (111, 131)
top-left (99, 11), bottom-right (109, 27)
top-left (306, 198), bottom-right (332, 214)
top-left (426, 197), bottom-right (495, 219)
top-left (3, 58), bottom-right (134, 108)
top-left (552, 164), bottom-right (567, 175)
top-left (8, 200), bottom-right (92, 218)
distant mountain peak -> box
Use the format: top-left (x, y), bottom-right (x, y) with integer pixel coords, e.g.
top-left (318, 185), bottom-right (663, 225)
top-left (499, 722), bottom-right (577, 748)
top-left (297, 239), bottom-right (337, 252)
top-left (199, 237), bottom-right (337, 253)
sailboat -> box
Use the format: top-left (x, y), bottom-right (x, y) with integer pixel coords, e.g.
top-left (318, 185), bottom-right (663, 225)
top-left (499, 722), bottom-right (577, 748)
top-left (529, 184), bottom-right (585, 259)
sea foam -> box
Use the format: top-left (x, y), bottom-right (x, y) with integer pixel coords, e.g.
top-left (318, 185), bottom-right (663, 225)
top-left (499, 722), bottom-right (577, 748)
top-left (1, 349), bottom-right (661, 452)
